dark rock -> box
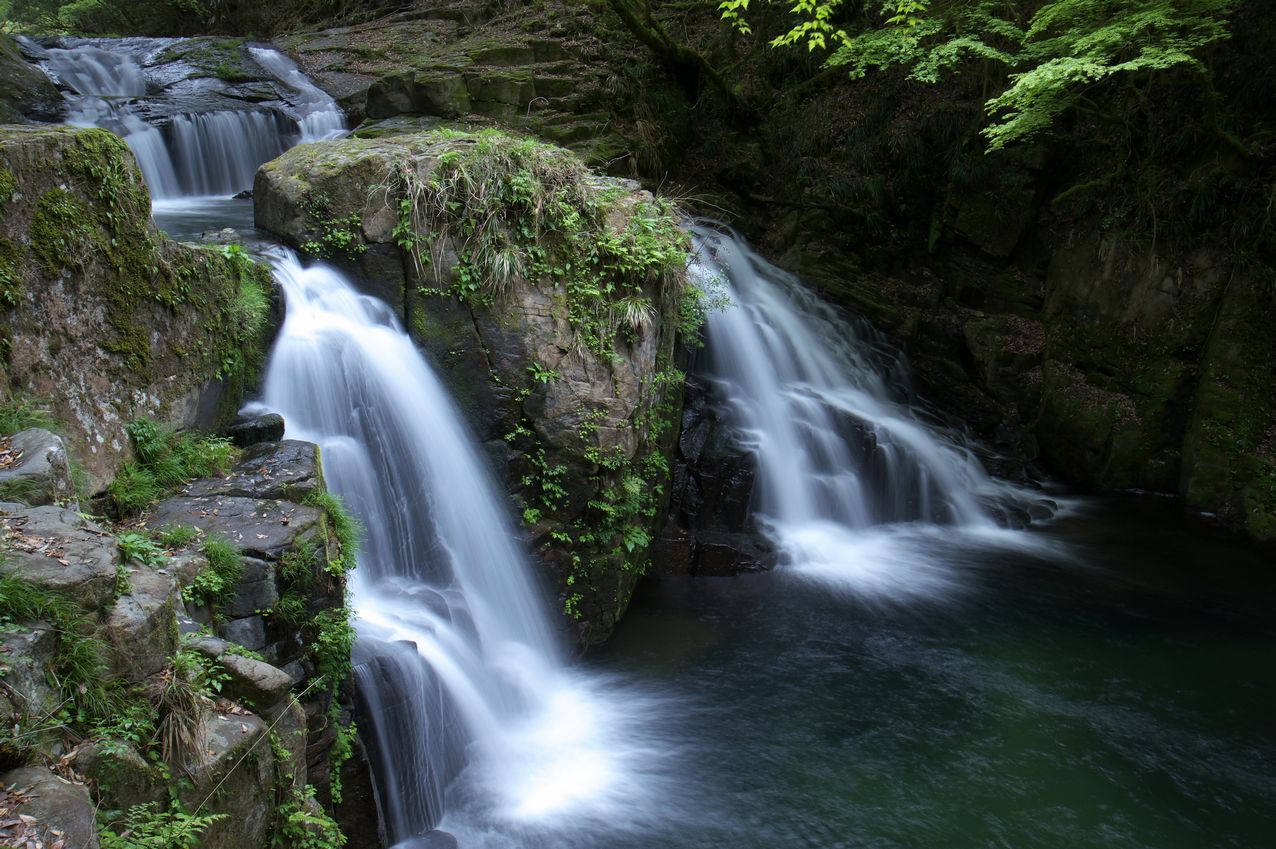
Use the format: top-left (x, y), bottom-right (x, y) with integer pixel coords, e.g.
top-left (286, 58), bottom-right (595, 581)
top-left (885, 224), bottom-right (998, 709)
top-left (0, 428), bottom-right (76, 507)
top-left (233, 189), bottom-right (253, 199)
top-left (223, 556), bottom-right (279, 618)
top-left (0, 766), bottom-right (100, 849)
top-left (145, 495), bottom-right (324, 559)
top-left (186, 440), bottom-right (321, 502)
top-left (218, 615), bottom-right (268, 651)
top-left (224, 412), bottom-right (286, 447)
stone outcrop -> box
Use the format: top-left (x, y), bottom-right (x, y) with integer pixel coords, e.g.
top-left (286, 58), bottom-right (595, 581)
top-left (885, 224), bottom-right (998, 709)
top-left (0, 428), bottom-right (76, 507)
top-left (0, 36), bottom-right (61, 124)
top-left (255, 130), bottom-right (689, 644)
top-left (0, 125), bottom-right (274, 492)
top-left (0, 440), bottom-right (369, 848)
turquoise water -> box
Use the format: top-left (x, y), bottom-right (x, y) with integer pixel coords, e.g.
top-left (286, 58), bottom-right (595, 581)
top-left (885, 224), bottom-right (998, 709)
top-left (595, 498), bottom-right (1276, 848)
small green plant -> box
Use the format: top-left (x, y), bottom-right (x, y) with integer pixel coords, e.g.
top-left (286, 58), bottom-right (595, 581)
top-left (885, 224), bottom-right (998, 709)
top-left (152, 524), bottom-right (200, 549)
top-left (299, 193), bottom-right (367, 259)
top-left (0, 397), bottom-right (56, 436)
top-left (152, 649), bottom-right (226, 767)
top-left (0, 569), bottom-right (120, 720)
top-left (271, 785), bottom-right (346, 849)
top-left (108, 419), bottom-right (236, 517)
top-left (184, 536), bottom-right (244, 611)
top-left (302, 490), bottom-right (361, 577)
top-left (98, 801), bottom-right (225, 849)
top-left (118, 532), bottom-right (167, 568)
top-left (527, 362), bottom-right (559, 384)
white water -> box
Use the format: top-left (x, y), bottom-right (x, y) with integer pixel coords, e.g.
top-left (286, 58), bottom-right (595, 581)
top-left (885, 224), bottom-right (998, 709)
top-left (27, 38), bottom-right (343, 199)
top-left (260, 254), bottom-right (674, 847)
top-left (692, 224), bottom-right (1054, 599)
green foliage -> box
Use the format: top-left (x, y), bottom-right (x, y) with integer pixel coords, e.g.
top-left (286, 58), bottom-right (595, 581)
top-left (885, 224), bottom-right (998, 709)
top-left (183, 536), bottom-right (244, 612)
top-left (98, 801), bottom-right (224, 849)
top-left (300, 193), bottom-right (367, 259)
top-left (117, 532), bottom-right (166, 568)
top-left (723, 0), bottom-right (1235, 149)
top-left (152, 523), bottom-right (200, 549)
top-left (309, 607), bottom-right (354, 689)
top-left (108, 419), bottom-right (236, 518)
top-left (0, 397), bottom-right (56, 437)
top-left (302, 490), bottom-right (361, 577)
top-left (153, 648), bottom-right (225, 766)
top-left (271, 785), bottom-right (346, 849)
top-left (220, 244), bottom-right (272, 380)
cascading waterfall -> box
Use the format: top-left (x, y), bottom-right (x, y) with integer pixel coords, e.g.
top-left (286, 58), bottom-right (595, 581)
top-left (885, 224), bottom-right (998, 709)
top-left (24, 37), bottom-right (343, 199)
top-left (691, 224), bottom-right (1050, 597)
top-left (259, 253), bottom-right (671, 847)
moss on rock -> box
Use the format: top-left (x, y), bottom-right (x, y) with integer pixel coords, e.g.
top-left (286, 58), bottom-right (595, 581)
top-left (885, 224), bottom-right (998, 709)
top-left (0, 126), bottom-right (274, 491)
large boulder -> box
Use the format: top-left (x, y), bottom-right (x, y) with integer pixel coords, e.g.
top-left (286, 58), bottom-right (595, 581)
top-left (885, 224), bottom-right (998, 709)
top-left (255, 130), bottom-right (690, 644)
top-left (0, 766), bottom-right (99, 849)
top-left (0, 125), bottom-right (274, 491)
top-left (0, 504), bottom-right (119, 609)
top-left (0, 428), bottom-right (76, 507)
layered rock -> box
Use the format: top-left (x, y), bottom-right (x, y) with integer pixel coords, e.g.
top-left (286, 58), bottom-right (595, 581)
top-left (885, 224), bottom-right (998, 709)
top-left (0, 125), bottom-right (274, 492)
top-left (255, 129), bottom-right (690, 643)
top-left (0, 440), bottom-right (370, 848)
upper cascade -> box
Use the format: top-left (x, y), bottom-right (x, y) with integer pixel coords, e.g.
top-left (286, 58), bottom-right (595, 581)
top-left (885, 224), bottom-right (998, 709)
top-left (18, 36), bottom-right (344, 200)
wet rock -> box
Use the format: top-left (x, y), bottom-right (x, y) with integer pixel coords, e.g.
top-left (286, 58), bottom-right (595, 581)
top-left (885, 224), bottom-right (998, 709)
top-left (101, 567), bottom-right (181, 683)
top-left (395, 831), bottom-right (460, 849)
top-left (199, 226), bottom-right (242, 244)
top-left (185, 439), bottom-right (321, 502)
top-left (0, 428), bottom-right (76, 507)
top-left (0, 35), bottom-right (62, 123)
top-left (224, 412), bottom-right (286, 447)
top-left (0, 504), bottom-right (119, 609)
top-left (69, 740), bottom-right (163, 812)
top-left (0, 125), bottom-right (274, 491)
top-left (0, 766), bottom-right (100, 849)
top-left (233, 189), bottom-right (253, 199)
top-left (145, 495), bottom-right (324, 559)
top-left (218, 614), bottom-right (268, 651)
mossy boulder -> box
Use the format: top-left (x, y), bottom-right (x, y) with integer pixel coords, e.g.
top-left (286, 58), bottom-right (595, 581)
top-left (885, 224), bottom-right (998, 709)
top-left (0, 125), bottom-right (274, 492)
top-left (255, 129), bottom-right (690, 644)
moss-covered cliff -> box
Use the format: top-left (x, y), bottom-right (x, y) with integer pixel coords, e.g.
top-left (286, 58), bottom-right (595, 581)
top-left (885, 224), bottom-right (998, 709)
top-left (0, 125), bottom-right (274, 492)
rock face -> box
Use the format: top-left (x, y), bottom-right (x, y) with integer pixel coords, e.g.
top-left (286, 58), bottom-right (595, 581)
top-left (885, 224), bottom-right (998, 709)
top-left (0, 428), bottom-right (76, 507)
top-left (256, 130), bottom-right (689, 644)
top-left (0, 441), bottom-right (370, 848)
top-left (0, 36), bottom-right (62, 124)
top-left (277, 2), bottom-right (644, 169)
top-left (0, 125), bottom-right (273, 492)
top-left (654, 374), bottom-right (774, 576)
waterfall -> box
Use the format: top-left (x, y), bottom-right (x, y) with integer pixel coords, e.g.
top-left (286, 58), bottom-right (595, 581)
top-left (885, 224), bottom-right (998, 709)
top-left (691, 224), bottom-right (1049, 596)
top-left (260, 253), bottom-right (671, 847)
top-left (24, 37), bottom-right (344, 199)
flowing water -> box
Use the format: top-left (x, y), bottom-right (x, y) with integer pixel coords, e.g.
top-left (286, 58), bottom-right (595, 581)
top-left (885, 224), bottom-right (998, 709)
top-left (22, 36), bottom-right (343, 199)
top-left (258, 254), bottom-right (676, 847)
top-left (13, 35), bottom-right (1274, 849)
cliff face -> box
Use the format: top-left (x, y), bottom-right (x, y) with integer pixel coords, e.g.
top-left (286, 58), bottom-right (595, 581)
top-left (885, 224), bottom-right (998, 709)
top-left (0, 125), bottom-right (273, 492)
top-left (254, 129), bottom-right (691, 644)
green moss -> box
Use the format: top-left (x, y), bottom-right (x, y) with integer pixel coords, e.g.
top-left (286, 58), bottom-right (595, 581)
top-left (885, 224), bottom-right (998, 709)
top-left (184, 536), bottom-right (245, 612)
top-left (302, 489), bottom-right (362, 577)
top-left (30, 188), bottom-right (94, 275)
top-left (0, 234), bottom-right (22, 308)
top-left (0, 166), bottom-right (14, 203)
